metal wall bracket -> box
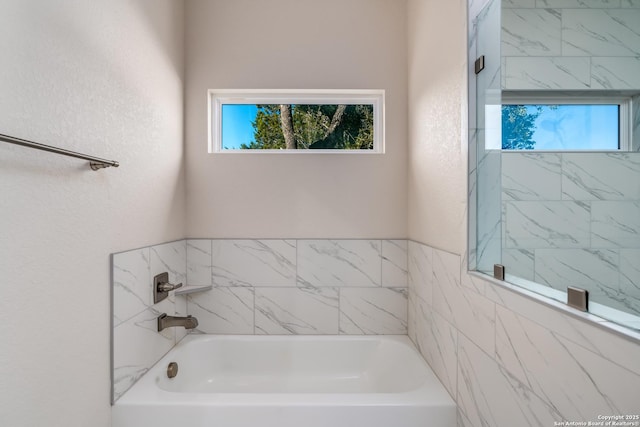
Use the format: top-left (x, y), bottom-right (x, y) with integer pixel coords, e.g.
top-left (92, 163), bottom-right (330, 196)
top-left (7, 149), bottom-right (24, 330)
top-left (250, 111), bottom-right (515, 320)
top-left (567, 287), bottom-right (589, 312)
top-left (475, 56), bottom-right (485, 74)
top-left (493, 264), bottom-right (505, 281)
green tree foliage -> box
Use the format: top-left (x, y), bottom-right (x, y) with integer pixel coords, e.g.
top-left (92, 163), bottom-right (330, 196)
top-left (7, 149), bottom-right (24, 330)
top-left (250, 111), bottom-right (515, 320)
top-left (243, 104), bottom-right (374, 150)
top-left (501, 105), bottom-right (542, 150)
top-left (241, 105), bottom-right (284, 149)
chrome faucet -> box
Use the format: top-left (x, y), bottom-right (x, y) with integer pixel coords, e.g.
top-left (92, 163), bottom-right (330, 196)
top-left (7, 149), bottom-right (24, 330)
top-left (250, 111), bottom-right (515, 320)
top-left (157, 313), bottom-right (198, 332)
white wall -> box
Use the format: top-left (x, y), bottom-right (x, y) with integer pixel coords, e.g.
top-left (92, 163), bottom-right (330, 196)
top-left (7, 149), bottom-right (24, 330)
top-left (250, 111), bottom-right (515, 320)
top-left (184, 0), bottom-right (408, 239)
top-left (0, 1), bottom-right (185, 426)
top-left (407, 0), bottom-right (468, 254)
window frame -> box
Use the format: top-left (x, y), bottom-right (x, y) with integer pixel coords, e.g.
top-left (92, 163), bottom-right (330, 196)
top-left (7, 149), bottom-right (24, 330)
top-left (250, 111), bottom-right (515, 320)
top-left (499, 94), bottom-right (632, 152)
top-left (208, 89), bottom-right (385, 154)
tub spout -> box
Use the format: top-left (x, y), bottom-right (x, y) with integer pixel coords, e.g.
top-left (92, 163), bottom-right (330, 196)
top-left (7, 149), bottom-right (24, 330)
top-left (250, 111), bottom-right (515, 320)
top-left (157, 313), bottom-right (198, 332)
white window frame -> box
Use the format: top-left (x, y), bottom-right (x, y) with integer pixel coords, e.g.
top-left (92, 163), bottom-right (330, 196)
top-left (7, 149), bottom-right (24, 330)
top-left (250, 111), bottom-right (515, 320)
top-left (499, 94), bottom-right (632, 152)
top-left (208, 89), bottom-right (385, 153)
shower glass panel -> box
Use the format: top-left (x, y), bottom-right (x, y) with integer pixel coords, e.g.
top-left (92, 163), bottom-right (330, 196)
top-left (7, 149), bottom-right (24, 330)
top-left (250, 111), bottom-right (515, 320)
top-left (471, 0), bottom-right (640, 331)
top-left (472, 0), bottom-right (502, 276)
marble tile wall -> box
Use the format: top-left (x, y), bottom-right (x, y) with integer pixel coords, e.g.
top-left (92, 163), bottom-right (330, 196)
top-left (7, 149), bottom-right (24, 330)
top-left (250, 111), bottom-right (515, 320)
top-left (186, 239), bottom-right (408, 335)
top-left (112, 238), bottom-right (408, 401)
top-left (407, 239), bottom-right (640, 427)
top-left (633, 94), bottom-right (640, 151)
top-left (502, 2), bottom-right (640, 90)
top-left (501, 152), bottom-right (640, 315)
top-left (111, 240), bottom-right (186, 402)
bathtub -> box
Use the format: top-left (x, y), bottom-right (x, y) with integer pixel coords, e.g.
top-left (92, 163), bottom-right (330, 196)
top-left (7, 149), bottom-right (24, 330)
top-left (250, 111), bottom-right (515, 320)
top-left (112, 335), bottom-right (456, 427)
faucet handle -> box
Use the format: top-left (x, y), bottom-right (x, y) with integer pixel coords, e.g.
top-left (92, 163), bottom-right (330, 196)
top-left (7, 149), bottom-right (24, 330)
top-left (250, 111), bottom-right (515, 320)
top-left (157, 281), bottom-right (183, 292)
top-left (153, 272), bottom-right (183, 304)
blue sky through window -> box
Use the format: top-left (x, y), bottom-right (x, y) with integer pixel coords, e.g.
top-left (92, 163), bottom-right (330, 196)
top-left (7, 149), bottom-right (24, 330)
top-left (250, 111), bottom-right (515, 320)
top-left (221, 104), bottom-right (258, 149)
top-left (503, 104), bottom-right (619, 150)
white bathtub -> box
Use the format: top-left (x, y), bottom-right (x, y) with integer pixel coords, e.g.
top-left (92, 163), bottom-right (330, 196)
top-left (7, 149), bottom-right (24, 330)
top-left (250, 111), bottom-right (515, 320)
top-left (112, 335), bottom-right (456, 427)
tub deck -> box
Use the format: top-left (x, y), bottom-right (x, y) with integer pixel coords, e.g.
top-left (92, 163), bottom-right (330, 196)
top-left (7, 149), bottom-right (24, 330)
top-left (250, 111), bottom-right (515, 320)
top-left (112, 335), bottom-right (456, 427)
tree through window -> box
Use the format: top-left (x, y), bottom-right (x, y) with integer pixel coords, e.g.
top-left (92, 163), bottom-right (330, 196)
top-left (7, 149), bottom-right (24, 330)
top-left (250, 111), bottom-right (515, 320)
top-left (209, 90), bottom-right (384, 153)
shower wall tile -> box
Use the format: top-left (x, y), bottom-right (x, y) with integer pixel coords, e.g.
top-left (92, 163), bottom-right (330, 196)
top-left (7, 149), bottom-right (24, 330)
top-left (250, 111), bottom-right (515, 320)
top-left (495, 306), bottom-right (640, 420)
top-left (255, 287), bottom-right (339, 335)
top-left (591, 201), bottom-right (640, 248)
top-left (407, 242), bottom-right (458, 398)
top-left (186, 239), bottom-right (212, 287)
top-left (408, 240), bottom-right (433, 304)
top-left (504, 57), bottom-right (591, 89)
top-left (189, 238), bottom-right (404, 335)
top-left (501, 248), bottom-right (535, 281)
top-left (150, 240), bottom-right (187, 288)
top-left (591, 57), bottom-right (640, 89)
top-left (112, 248), bottom-right (150, 327)
top-left (468, 131), bottom-right (478, 271)
top-left (503, 0), bottom-right (536, 7)
top-left (502, 9), bottom-right (562, 56)
top-left (115, 238), bottom-right (409, 339)
top-left (534, 248), bottom-right (619, 292)
top-left (415, 230), bottom-right (640, 427)
top-left (504, 201), bottom-right (591, 248)
top-left (500, 56), bottom-right (507, 90)
top-left (502, 2), bottom-right (640, 93)
top-left (457, 409), bottom-right (476, 427)
top-left (457, 335), bottom-right (562, 427)
top-left (211, 239), bottom-right (296, 287)
top-left (476, 0), bottom-right (502, 93)
top-left (297, 239), bottom-right (381, 287)
top-left (407, 288), bottom-right (417, 346)
top-left (432, 249), bottom-right (496, 355)
top-left (484, 277), bottom-right (640, 376)
top-left (633, 95), bottom-right (640, 152)
top-left (620, 249), bottom-right (640, 301)
top-left (562, 153), bottom-right (640, 201)
top-left (188, 287), bottom-right (254, 334)
top-left (470, 0), bottom-right (495, 19)
top-left (476, 148), bottom-right (502, 272)
top-left (537, 0), bottom-right (621, 6)
top-left (339, 287), bottom-right (407, 335)
top-left (408, 289), bottom-right (428, 355)
top-left (381, 239), bottom-right (408, 287)
top-left (174, 294), bottom-right (188, 343)
top-left (151, 241), bottom-right (188, 341)
top-left (460, 250), bottom-right (487, 293)
top-left (417, 310), bottom-right (458, 398)
top-left (112, 240), bottom-right (187, 401)
top-left (502, 153), bottom-right (562, 200)
top-left (562, 9), bottom-right (640, 56)
top-left (112, 306), bottom-right (175, 401)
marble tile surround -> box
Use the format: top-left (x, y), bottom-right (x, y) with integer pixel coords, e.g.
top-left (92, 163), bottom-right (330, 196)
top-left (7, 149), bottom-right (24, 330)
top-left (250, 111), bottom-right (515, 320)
top-left (112, 240), bottom-right (186, 402)
top-left (114, 237), bottom-right (640, 427)
top-left (501, 152), bottom-right (640, 315)
top-left (502, 2), bottom-right (640, 90)
top-left (112, 238), bottom-right (408, 401)
top-left (408, 240), bottom-right (640, 427)
top-left (188, 239), bottom-right (408, 335)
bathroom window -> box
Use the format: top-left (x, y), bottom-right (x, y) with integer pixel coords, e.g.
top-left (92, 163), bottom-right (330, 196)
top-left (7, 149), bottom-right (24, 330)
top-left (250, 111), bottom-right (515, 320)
top-left (492, 96), bottom-right (631, 151)
top-left (209, 90), bottom-right (384, 153)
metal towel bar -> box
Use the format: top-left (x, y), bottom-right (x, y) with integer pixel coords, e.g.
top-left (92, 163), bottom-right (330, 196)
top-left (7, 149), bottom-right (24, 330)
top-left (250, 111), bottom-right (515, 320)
top-left (0, 133), bottom-right (119, 170)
